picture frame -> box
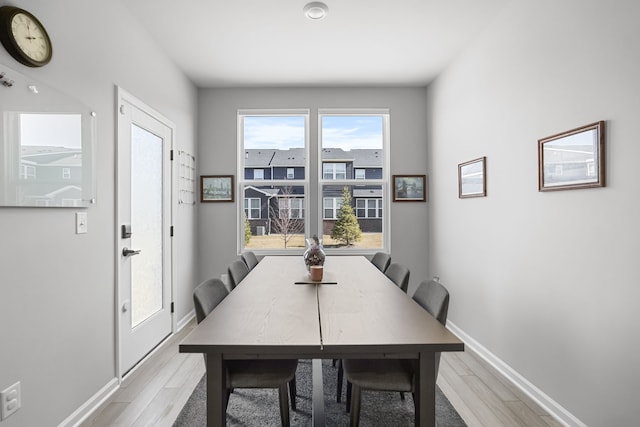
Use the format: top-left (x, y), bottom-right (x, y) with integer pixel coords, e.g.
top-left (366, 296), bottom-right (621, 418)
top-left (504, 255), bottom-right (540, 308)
top-left (458, 157), bottom-right (486, 198)
top-left (538, 121), bottom-right (605, 191)
top-left (393, 175), bottom-right (426, 202)
top-left (200, 175), bottom-right (234, 202)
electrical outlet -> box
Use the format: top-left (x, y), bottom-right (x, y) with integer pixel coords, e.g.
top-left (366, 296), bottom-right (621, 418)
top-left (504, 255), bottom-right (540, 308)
top-left (1, 381), bottom-right (21, 420)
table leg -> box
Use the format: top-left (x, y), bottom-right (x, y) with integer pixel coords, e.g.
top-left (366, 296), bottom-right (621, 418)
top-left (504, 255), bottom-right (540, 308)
top-left (206, 352), bottom-right (226, 427)
top-left (311, 359), bottom-right (325, 427)
top-left (416, 351), bottom-right (436, 427)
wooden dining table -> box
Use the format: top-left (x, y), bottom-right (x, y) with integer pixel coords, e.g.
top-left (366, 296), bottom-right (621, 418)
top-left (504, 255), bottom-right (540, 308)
top-left (179, 255), bottom-right (464, 426)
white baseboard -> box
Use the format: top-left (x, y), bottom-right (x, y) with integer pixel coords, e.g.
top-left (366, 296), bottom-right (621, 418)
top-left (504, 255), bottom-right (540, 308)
top-left (446, 321), bottom-right (586, 427)
top-left (62, 311), bottom-right (195, 427)
top-left (58, 378), bottom-right (119, 427)
top-left (177, 309), bottom-right (195, 331)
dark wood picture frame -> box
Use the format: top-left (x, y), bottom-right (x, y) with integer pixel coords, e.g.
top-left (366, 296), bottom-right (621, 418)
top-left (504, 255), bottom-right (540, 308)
top-left (393, 175), bottom-right (427, 202)
top-left (200, 175), bottom-right (234, 202)
top-left (458, 157), bottom-right (486, 198)
top-left (538, 121), bottom-right (605, 192)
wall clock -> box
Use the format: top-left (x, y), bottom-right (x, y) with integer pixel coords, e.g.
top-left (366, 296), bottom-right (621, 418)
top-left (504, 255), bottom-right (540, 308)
top-left (0, 6), bottom-right (52, 67)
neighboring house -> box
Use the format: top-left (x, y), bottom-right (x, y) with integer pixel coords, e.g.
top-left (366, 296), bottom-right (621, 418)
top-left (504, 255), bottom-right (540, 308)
top-left (243, 147), bottom-right (383, 236)
top-left (17, 145), bottom-right (84, 206)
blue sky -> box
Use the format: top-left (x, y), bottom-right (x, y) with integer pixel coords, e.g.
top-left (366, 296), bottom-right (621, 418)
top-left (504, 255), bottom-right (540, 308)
top-left (243, 115), bottom-right (383, 150)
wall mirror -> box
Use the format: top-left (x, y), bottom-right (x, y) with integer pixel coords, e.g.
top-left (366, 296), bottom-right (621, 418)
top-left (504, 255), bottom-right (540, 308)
top-left (0, 63), bottom-right (96, 207)
top-left (538, 121), bottom-right (605, 192)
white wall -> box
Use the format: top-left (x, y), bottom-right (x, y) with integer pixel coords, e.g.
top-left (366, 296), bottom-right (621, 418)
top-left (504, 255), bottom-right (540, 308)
top-left (426, 0), bottom-right (640, 425)
top-left (197, 87), bottom-right (430, 291)
top-left (0, 1), bottom-right (197, 425)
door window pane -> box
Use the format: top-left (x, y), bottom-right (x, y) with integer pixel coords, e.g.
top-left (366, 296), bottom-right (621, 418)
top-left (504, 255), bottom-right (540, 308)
top-left (130, 124), bottom-right (163, 328)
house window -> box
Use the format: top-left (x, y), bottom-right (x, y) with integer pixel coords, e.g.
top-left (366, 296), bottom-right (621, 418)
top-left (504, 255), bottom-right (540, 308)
top-left (323, 163), bottom-right (346, 180)
top-left (20, 165), bottom-right (36, 179)
top-left (279, 198), bottom-right (304, 219)
top-left (244, 198), bottom-right (261, 219)
top-left (356, 198), bottom-right (383, 218)
top-left (254, 169), bottom-right (264, 180)
top-left (62, 168), bottom-right (71, 179)
top-left (287, 168), bottom-right (295, 179)
top-left (355, 169), bottom-right (365, 180)
top-left (323, 197), bottom-right (342, 219)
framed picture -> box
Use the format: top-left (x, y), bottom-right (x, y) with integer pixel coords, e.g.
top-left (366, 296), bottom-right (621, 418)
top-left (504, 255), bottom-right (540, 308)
top-left (458, 157), bottom-right (486, 198)
top-left (393, 175), bottom-right (426, 202)
top-left (200, 175), bottom-right (234, 202)
top-left (538, 121), bottom-right (605, 191)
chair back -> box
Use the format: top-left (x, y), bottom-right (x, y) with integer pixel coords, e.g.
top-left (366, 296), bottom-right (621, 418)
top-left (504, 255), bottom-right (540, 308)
top-left (241, 251), bottom-right (259, 271)
top-left (370, 252), bottom-right (391, 273)
top-left (385, 263), bottom-right (410, 293)
top-left (412, 279), bottom-right (450, 376)
top-left (193, 278), bottom-right (229, 324)
top-left (412, 279), bottom-right (449, 326)
top-left (228, 259), bottom-right (250, 290)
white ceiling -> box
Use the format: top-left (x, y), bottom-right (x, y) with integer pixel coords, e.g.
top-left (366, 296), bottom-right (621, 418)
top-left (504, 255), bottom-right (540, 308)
top-left (123, 0), bottom-right (511, 88)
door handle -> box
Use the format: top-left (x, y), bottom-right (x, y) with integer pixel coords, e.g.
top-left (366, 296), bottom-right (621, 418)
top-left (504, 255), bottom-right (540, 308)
top-left (122, 247), bottom-right (141, 257)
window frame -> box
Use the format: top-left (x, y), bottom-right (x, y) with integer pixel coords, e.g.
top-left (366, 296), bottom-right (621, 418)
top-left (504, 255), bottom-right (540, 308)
top-left (318, 109), bottom-right (391, 255)
top-left (238, 110), bottom-right (310, 255)
top-left (237, 108), bottom-right (390, 255)
top-left (244, 197), bottom-right (261, 219)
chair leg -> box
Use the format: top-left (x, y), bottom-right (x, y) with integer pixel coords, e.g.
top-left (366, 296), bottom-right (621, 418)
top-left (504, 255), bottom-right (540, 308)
top-left (336, 359), bottom-right (343, 403)
top-left (278, 384), bottom-right (291, 427)
top-left (346, 380), bottom-right (352, 412)
top-left (289, 376), bottom-right (297, 411)
top-left (349, 384), bottom-right (362, 427)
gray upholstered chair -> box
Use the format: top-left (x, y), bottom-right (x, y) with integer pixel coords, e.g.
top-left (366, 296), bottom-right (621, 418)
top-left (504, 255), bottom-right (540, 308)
top-left (342, 279), bottom-right (450, 426)
top-left (227, 259), bottom-right (250, 290)
top-left (241, 251), bottom-right (260, 271)
top-left (370, 252), bottom-right (391, 273)
top-left (384, 263), bottom-right (410, 293)
top-left (193, 278), bottom-right (298, 426)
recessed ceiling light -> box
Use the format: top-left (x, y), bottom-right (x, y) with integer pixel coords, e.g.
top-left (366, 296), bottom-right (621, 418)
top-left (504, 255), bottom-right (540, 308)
top-left (303, 2), bottom-right (328, 20)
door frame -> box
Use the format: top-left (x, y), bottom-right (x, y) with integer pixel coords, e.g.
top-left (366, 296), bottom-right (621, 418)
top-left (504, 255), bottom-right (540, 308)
top-left (115, 86), bottom-right (176, 379)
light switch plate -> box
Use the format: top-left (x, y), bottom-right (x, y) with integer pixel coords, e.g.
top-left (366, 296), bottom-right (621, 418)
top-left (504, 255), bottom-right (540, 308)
top-left (76, 212), bottom-right (88, 234)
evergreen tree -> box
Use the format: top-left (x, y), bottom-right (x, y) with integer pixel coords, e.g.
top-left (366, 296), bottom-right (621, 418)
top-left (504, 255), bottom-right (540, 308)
top-left (244, 214), bottom-right (252, 245)
top-left (331, 186), bottom-right (362, 246)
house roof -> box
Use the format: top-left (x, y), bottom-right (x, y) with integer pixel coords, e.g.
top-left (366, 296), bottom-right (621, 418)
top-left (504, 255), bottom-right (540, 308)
top-left (246, 148), bottom-right (383, 168)
top-left (271, 148), bottom-right (305, 166)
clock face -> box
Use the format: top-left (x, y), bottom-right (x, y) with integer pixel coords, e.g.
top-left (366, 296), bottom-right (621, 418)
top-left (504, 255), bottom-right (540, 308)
top-left (11, 12), bottom-right (50, 63)
top-left (0, 6), bottom-right (52, 67)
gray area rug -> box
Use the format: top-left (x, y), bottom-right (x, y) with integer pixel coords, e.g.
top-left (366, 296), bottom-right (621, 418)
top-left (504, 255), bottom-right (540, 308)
top-left (175, 359), bottom-right (466, 426)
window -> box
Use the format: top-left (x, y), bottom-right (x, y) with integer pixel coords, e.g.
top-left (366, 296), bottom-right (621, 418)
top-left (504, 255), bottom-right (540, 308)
top-left (320, 111), bottom-right (389, 251)
top-left (323, 197), bottom-right (342, 219)
top-left (356, 198), bottom-right (383, 218)
top-left (323, 163), bottom-right (346, 180)
top-left (239, 109), bottom-right (389, 254)
top-left (20, 165), bottom-right (36, 179)
top-left (62, 167), bottom-right (71, 179)
top-left (279, 198), bottom-right (304, 219)
top-left (239, 111), bottom-right (308, 252)
top-left (244, 198), bottom-right (261, 219)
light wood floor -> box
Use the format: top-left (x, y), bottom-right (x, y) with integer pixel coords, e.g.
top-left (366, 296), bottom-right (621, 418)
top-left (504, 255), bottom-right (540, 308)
top-left (81, 321), bottom-right (563, 427)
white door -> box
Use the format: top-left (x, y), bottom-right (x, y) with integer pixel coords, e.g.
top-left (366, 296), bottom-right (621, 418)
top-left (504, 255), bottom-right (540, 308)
top-left (117, 88), bottom-right (174, 376)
